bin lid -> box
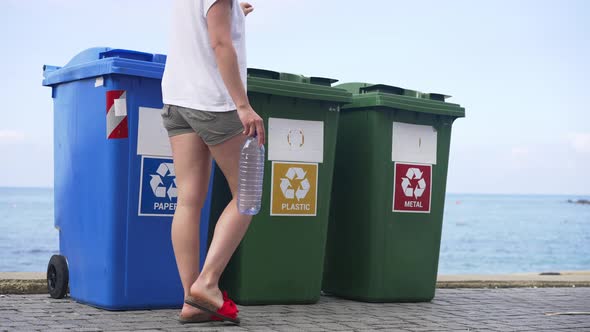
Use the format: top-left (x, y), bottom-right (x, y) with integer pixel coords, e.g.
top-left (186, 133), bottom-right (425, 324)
top-left (43, 47), bottom-right (167, 86)
top-left (337, 82), bottom-right (465, 117)
top-left (43, 48), bottom-right (352, 104)
top-left (247, 68), bottom-right (352, 104)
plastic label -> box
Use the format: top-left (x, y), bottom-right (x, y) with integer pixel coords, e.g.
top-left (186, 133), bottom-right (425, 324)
top-left (270, 162), bottom-right (318, 216)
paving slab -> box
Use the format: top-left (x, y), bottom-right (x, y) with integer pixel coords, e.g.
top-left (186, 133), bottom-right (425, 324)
top-left (0, 288), bottom-right (589, 331)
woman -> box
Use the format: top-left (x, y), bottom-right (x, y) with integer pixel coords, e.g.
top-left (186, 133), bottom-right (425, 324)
top-left (160, 0), bottom-right (264, 324)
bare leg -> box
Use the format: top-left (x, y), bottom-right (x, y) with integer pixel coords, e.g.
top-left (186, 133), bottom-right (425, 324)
top-left (190, 133), bottom-right (251, 308)
top-left (169, 133), bottom-right (212, 317)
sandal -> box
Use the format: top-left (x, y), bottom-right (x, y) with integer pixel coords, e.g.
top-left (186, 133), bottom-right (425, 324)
top-left (185, 291), bottom-right (240, 325)
top-left (178, 311), bottom-right (212, 324)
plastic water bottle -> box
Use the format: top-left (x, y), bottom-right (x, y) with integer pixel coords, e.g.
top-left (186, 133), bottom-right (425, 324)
top-left (237, 136), bottom-right (265, 215)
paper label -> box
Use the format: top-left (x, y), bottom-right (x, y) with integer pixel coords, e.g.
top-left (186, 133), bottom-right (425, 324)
top-left (138, 156), bottom-right (177, 217)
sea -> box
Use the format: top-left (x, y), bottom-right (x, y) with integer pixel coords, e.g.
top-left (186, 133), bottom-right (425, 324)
top-left (0, 187), bottom-right (589, 274)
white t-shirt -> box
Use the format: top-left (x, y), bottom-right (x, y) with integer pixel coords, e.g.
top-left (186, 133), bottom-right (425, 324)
top-left (162, 0), bottom-right (247, 112)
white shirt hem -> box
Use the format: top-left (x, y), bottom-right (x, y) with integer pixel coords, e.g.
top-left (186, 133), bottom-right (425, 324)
top-left (162, 98), bottom-right (237, 112)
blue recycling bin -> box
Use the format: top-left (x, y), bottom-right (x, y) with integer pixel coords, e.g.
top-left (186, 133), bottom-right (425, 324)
top-left (42, 47), bottom-right (213, 310)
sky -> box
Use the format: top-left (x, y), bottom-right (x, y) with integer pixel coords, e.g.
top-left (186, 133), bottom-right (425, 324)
top-left (0, 0), bottom-right (588, 195)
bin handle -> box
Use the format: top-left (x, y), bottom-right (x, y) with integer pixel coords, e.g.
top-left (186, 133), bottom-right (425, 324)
top-left (428, 93), bottom-right (452, 101)
top-left (248, 68), bottom-right (280, 80)
top-left (310, 77), bottom-right (338, 86)
top-left (43, 65), bottom-right (62, 78)
top-left (360, 84), bottom-right (404, 95)
top-left (99, 49), bottom-right (155, 62)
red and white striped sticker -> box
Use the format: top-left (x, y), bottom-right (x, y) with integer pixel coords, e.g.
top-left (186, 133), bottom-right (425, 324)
top-left (106, 90), bottom-right (129, 139)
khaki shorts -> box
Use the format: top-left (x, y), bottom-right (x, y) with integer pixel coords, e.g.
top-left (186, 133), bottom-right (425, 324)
top-left (161, 104), bottom-right (244, 146)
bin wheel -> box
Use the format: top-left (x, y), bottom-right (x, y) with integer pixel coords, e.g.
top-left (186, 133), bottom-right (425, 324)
top-left (47, 255), bottom-right (69, 299)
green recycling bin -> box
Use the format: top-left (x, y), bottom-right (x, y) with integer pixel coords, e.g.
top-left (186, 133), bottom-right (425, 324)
top-left (208, 69), bottom-right (352, 305)
top-left (322, 83), bottom-right (465, 302)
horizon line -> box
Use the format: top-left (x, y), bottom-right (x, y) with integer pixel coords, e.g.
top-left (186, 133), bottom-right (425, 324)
top-left (0, 186), bottom-right (588, 197)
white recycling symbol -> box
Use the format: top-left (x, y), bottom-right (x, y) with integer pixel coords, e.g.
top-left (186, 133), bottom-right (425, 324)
top-left (401, 168), bottom-right (427, 199)
top-left (150, 163), bottom-right (178, 201)
top-left (280, 167), bottom-right (310, 201)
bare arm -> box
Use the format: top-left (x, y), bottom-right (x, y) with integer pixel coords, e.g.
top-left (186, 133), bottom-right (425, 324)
top-left (207, 0), bottom-right (265, 145)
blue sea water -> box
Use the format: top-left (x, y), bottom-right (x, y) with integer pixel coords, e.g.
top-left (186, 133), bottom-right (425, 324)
top-left (0, 187), bottom-right (57, 272)
top-left (0, 187), bottom-right (589, 274)
top-left (440, 194), bottom-right (590, 274)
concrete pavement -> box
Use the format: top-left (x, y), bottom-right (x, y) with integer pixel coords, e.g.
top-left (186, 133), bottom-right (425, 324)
top-left (1, 288), bottom-right (589, 331)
